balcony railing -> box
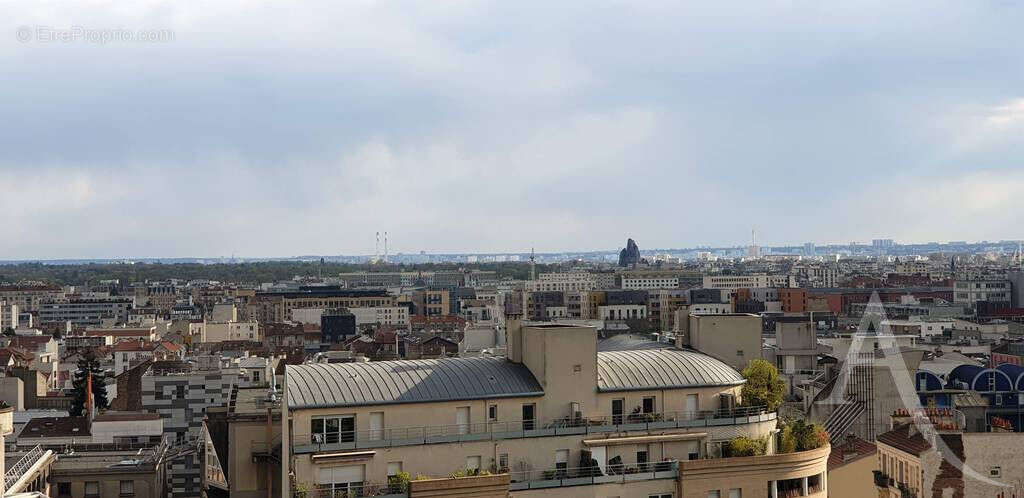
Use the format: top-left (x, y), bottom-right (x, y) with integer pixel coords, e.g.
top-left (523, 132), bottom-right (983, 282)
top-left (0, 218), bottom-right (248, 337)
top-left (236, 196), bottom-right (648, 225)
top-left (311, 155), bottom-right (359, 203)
top-left (291, 406), bottom-right (773, 454)
top-left (508, 459), bottom-right (678, 490)
top-left (299, 482), bottom-right (405, 498)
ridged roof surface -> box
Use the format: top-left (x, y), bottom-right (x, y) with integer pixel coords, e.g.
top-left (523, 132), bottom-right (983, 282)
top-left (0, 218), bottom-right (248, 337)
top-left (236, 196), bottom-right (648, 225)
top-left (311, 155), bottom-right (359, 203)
top-left (286, 357), bottom-right (543, 409)
top-left (596, 349), bottom-right (744, 392)
top-left (597, 334), bottom-right (675, 352)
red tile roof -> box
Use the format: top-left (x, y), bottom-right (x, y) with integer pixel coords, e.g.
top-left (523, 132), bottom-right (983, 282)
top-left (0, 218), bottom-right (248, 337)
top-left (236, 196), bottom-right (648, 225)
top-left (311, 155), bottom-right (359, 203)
top-left (827, 436), bottom-right (876, 470)
top-left (876, 423), bottom-right (932, 456)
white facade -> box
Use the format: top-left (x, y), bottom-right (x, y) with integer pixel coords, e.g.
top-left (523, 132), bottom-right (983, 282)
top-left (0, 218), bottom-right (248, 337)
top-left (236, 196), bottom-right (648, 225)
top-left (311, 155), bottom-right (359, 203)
top-left (526, 272), bottom-right (597, 292)
top-left (349, 307), bottom-right (409, 326)
top-left (702, 275), bottom-right (797, 290)
top-left (621, 276), bottom-right (679, 290)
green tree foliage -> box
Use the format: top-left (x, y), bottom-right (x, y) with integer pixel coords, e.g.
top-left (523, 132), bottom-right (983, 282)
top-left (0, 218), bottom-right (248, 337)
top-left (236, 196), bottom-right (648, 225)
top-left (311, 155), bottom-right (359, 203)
top-left (739, 359), bottom-right (785, 411)
top-left (70, 349), bottom-right (109, 416)
top-left (779, 419), bottom-right (829, 453)
top-left (724, 436), bottom-right (768, 457)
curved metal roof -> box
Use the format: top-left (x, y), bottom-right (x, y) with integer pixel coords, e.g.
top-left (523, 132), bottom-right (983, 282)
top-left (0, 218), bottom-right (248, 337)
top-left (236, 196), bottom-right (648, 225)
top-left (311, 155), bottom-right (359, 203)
top-left (597, 334), bottom-right (675, 352)
top-left (596, 349), bottom-right (744, 392)
top-left (286, 357), bottom-right (543, 409)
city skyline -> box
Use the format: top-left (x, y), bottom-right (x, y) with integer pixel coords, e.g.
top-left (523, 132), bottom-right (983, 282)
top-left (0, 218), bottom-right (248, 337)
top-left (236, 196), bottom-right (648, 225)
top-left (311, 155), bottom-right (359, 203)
top-left (1, 236), bottom-right (1022, 264)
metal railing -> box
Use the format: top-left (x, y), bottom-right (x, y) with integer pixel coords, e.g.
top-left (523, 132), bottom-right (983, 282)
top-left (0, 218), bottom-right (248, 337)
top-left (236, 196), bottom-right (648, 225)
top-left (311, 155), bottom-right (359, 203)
top-left (291, 406), bottom-right (772, 453)
top-left (5, 445), bottom-right (46, 490)
top-left (508, 459), bottom-right (678, 490)
top-left (300, 482), bottom-right (404, 497)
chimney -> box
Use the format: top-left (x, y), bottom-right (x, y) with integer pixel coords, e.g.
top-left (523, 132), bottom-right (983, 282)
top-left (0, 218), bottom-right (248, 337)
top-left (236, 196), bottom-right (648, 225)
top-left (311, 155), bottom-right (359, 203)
top-left (506, 313), bottom-right (523, 363)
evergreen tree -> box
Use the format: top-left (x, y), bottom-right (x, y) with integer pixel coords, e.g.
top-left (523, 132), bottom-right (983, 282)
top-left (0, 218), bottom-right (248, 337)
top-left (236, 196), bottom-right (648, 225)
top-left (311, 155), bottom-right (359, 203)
top-left (70, 349), bottom-right (108, 416)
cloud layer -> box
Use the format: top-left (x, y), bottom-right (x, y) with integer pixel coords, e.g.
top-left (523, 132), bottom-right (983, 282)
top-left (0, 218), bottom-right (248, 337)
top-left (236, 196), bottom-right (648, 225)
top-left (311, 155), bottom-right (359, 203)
top-left (2, 1), bottom-right (1023, 258)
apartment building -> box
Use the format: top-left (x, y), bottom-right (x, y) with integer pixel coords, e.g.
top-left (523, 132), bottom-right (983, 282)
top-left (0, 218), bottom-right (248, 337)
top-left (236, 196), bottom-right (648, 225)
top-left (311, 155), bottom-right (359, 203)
top-left (189, 320), bottom-right (261, 343)
top-left (141, 362), bottom-right (238, 497)
top-left (621, 276), bottom-right (680, 290)
top-left (953, 278), bottom-right (1012, 307)
top-left (279, 321), bottom-right (829, 498)
top-left (702, 275), bottom-right (796, 291)
top-left (247, 288), bottom-right (396, 323)
top-left (38, 296), bottom-right (134, 326)
top-left (0, 284), bottom-right (64, 312)
top-left (526, 272), bottom-right (597, 292)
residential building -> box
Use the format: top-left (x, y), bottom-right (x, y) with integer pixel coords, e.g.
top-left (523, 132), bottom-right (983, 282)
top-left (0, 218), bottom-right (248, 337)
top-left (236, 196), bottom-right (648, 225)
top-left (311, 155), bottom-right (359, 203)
top-left (38, 296), bottom-right (134, 326)
top-left (190, 320), bottom-right (260, 343)
top-left (280, 321), bottom-right (829, 497)
top-left (953, 278), bottom-right (1012, 307)
top-left (525, 272), bottom-right (596, 292)
top-left (621, 275), bottom-right (679, 290)
top-left (702, 275), bottom-right (797, 292)
top-left (0, 284), bottom-right (64, 312)
top-left (247, 288), bottom-right (396, 323)
top-left (141, 362), bottom-right (238, 497)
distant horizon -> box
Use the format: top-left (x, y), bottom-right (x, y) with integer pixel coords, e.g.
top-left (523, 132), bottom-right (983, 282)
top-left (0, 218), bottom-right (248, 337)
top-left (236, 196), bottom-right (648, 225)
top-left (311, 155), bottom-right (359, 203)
top-left (2, 237), bottom-right (1021, 264)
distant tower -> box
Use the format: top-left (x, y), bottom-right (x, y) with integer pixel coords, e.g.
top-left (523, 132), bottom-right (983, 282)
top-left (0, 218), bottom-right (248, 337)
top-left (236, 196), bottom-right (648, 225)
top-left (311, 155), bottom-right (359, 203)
top-left (384, 232), bottom-right (389, 263)
top-left (375, 232), bottom-right (380, 263)
top-left (530, 248), bottom-right (536, 281)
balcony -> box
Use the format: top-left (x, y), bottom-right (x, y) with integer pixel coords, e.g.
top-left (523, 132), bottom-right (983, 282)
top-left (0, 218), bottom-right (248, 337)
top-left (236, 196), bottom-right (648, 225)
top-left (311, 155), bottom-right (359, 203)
top-left (508, 459), bottom-right (677, 491)
top-left (291, 406), bottom-right (775, 454)
top-left (298, 482), bottom-right (405, 498)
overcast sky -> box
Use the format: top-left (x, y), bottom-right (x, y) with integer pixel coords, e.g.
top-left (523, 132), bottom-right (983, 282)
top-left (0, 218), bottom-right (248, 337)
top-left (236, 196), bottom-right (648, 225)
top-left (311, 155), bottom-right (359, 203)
top-left (2, 1), bottom-right (1023, 259)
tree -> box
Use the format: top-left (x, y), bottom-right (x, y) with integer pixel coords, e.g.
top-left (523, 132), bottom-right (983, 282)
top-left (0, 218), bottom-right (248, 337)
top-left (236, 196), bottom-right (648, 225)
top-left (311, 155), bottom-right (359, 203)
top-left (70, 349), bottom-right (108, 416)
top-left (779, 419), bottom-right (829, 453)
top-left (740, 359), bottom-right (785, 412)
top-left (2, 326), bottom-right (14, 336)
top-left (724, 436), bottom-right (767, 457)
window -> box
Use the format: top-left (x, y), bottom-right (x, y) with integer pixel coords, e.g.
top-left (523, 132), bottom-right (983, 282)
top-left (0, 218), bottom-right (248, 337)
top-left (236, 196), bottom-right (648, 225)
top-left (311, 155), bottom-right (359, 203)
top-left (636, 449), bottom-right (648, 471)
top-left (176, 385), bottom-right (185, 399)
top-left (642, 396), bottom-right (655, 414)
top-left (991, 466), bottom-right (1002, 478)
top-left (318, 465), bottom-right (365, 496)
top-left (466, 455), bottom-right (481, 471)
top-left (85, 482), bottom-right (100, 498)
top-left (612, 398), bottom-right (625, 424)
top-left (312, 415), bottom-right (355, 444)
top-left (555, 449), bottom-right (569, 475)
top-left (386, 462), bottom-right (403, 477)
top-left (57, 482), bottom-right (71, 497)
top-left (120, 480), bottom-right (135, 496)
top-left (728, 489), bottom-right (741, 498)
top-left (522, 404), bottom-right (536, 430)
top-left (498, 453), bottom-right (509, 472)
top-left (488, 404), bottom-right (498, 421)
top-left (252, 370), bottom-right (261, 383)
top-left (707, 491), bottom-right (721, 498)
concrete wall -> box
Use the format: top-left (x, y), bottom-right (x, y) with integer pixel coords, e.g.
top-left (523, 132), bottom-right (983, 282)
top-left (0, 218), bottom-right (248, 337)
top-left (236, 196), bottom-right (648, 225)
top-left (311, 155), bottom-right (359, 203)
top-left (828, 453), bottom-right (876, 498)
top-left (688, 314), bottom-right (762, 370)
top-left (678, 445), bottom-right (830, 498)
top-left (0, 377), bottom-right (24, 411)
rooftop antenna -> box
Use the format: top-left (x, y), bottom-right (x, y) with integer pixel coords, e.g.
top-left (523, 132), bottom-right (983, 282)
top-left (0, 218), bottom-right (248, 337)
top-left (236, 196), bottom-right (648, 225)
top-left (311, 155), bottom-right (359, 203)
top-left (530, 248), bottom-right (536, 281)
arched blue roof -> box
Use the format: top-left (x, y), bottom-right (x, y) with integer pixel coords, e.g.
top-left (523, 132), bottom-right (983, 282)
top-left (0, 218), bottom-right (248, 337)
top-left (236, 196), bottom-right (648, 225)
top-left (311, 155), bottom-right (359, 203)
top-left (915, 370), bottom-right (944, 392)
top-left (971, 368), bottom-right (1013, 392)
top-left (994, 363), bottom-right (1024, 391)
top-left (948, 364), bottom-right (984, 389)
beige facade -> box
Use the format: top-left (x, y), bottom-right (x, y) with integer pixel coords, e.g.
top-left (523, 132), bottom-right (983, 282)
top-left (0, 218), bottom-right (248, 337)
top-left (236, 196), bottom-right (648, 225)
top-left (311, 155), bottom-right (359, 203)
top-left (680, 314), bottom-right (762, 370)
top-left (191, 320), bottom-right (260, 342)
top-left (280, 321), bottom-right (828, 497)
